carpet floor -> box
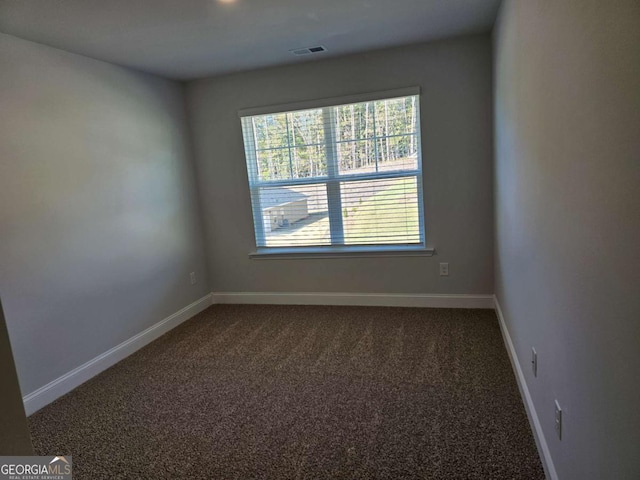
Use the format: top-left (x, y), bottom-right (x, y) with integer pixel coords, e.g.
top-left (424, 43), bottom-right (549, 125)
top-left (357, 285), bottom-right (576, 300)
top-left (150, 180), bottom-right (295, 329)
top-left (29, 305), bottom-right (544, 479)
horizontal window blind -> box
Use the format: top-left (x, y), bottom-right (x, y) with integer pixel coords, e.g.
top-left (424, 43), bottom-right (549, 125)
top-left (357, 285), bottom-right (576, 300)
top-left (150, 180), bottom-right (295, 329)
top-left (240, 94), bottom-right (424, 250)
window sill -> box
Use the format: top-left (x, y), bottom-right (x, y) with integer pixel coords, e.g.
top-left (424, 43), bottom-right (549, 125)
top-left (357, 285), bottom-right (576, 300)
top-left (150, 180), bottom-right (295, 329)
top-left (249, 245), bottom-right (435, 260)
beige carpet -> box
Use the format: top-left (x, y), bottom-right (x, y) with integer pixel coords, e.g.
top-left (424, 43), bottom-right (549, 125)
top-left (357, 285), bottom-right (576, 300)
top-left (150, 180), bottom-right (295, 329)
top-left (29, 305), bottom-right (544, 479)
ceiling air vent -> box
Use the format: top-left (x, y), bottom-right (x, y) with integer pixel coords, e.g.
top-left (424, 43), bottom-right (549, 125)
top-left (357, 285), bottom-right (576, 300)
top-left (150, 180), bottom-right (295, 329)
top-left (290, 45), bottom-right (327, 56)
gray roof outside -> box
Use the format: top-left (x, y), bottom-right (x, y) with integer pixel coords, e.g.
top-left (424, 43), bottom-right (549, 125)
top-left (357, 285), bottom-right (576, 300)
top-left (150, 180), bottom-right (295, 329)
top-left (260, 188), bottom-right (308, 210)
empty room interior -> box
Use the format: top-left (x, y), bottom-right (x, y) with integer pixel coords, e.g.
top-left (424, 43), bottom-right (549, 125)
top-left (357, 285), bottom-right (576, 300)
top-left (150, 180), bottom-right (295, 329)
top-left (1, 0), bottom-right (638, 478)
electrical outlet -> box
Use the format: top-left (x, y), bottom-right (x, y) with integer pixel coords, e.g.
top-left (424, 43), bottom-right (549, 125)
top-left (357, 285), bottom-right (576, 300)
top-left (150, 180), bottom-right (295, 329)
top-left (190, 272), bottom-right (197, 285)
top-left (439, 263), bottom-right (449, 276)
top-left (531, 347), bottom-right (537, 377)
top-left (555, 400), bottom-right (562, 440)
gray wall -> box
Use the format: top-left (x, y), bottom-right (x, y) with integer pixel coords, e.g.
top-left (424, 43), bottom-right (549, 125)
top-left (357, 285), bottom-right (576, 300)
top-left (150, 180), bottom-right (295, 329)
top-left (0, 34), bottom-right (209, 397)
top-left (0, 298), bottom-right (33, 454)
top-left (494, 2), bottom-right (640, 479)
top-left (186, 34), bottom-right (494, 294)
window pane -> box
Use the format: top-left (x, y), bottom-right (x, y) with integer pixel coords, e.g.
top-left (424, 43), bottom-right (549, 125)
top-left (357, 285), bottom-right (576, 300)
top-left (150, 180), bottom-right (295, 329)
top-left (337, 139), bottom-right (376, 175)
top-left (254, 114), bottom-right (290, 150)
top-left (291, 144), bottom-right (327, 178)
top-left (258, 184), bottom-right (330, 247)
top-left (256, 147), bottom-right (291, 181)
top-left (377, 135), bottom-right (419, 172)
top-left (289, 109), bottom-right (325, 146)
top-left (289, 109), bottom-right (327, 179)
top-left (337, 136), bottom-right (418, 175)
top-left (334, 103), bottom-right (373, 142)
top-left (341, 177), bottom-right (420, 245)
top-left (374, 97), bottom-right (417, 137)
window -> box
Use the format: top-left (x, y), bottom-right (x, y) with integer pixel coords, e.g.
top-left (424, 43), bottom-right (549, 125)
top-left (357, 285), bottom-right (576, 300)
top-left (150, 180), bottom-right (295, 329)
top-left (240, 88), bottom-right (425, 255)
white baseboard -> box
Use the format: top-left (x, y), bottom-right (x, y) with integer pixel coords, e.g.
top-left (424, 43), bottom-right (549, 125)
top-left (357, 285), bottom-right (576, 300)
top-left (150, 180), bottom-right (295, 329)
top-left (212, 292), bottom-right (494, 309)
top-left (23, 293), bottom-right (213, 416)
top-left (494, 296), bottom-right (558, 480)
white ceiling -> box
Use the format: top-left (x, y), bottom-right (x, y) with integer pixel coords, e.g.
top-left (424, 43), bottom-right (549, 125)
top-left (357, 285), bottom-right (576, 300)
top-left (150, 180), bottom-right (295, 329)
top-left (0, 0), bottom-right (501, 80)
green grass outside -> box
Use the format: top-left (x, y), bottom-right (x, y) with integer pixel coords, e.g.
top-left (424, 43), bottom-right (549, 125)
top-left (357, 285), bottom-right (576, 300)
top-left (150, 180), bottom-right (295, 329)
top-left (344, 177), bottom-right (420, 244)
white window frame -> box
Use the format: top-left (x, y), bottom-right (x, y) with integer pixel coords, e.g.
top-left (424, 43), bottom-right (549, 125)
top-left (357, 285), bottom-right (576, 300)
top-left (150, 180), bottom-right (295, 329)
top-left (239, 87), bottom-right (434, 259)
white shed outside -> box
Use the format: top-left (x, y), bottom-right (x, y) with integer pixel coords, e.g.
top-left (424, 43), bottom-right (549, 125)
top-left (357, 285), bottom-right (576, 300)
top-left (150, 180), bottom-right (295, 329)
top-left (260, 188), bottom-right (309, 233)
